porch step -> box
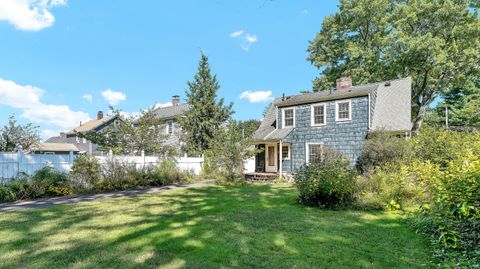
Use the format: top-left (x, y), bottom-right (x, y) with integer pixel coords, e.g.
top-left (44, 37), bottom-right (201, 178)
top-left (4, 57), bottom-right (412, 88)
top-left (245, 172), bottom-right (279, 181)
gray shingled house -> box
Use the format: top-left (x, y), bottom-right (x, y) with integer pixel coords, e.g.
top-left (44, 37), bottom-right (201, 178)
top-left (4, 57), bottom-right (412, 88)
top-left (252, 77), bottom-right (412, 176)
top-left (46, 111), bottom-right (118, 155)
top-left (153, 95), bottom-right (191, 151)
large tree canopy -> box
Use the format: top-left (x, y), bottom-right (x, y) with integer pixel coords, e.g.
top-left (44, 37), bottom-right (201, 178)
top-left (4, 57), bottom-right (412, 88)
top-left (179, 53), bottom-right (233, 155)
top-left (307, 0), bottom-right (480, 134)
top-left (0, 115), bottom-right (40, 152)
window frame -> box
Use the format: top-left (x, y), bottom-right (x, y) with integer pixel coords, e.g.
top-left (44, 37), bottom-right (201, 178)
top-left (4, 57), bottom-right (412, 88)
top-left (166, 120), bottom-right (174, 135)
top-left (282, 107), bottom-right (295, 128)
top-left (281, 145), bottom-right (291, 160)
top-left (310, 103), bottom-right (327, 127)
top-left (335, 99), bottom-right (352, 122)
top-left (305, 142), bottom-right (324, 164)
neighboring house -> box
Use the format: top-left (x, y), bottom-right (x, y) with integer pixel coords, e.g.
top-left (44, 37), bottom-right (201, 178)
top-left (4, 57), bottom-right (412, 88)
top-left (46, 111), bottom-right (118, 155)
top-left (32, 143), bottom-right (80, 155)
top-left (252, 77), bottom-right (412, 175)
top-left (153, 95), bottom-right (191, 151)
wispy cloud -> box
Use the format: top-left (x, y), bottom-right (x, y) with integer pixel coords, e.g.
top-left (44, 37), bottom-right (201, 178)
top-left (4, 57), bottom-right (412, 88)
top-left (0, 78), bottom-right (90, 129)
top-left (101, 89), bottom-right (126, 105)
top-left (230, 30), bottom-right (244, 38)
top-left (230, 30), bottom-right (258, 51)
top-left (239, 90), bottom-right (273, 103)
top-left (0, 0), bottom-right (67, 31)
top-left (302, 9), bottom-right (309, 15)
top-left (82, 94), bottom-right (93, 103)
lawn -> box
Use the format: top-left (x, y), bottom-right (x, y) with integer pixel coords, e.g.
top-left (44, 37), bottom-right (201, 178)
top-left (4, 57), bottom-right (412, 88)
top-left (0, 184), bottom-right (430, 269)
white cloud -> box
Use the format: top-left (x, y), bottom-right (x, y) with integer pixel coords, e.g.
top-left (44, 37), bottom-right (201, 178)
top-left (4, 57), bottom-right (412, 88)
top-left (0, 0), bottom-right (67, 31)
top-left (239, 90), bottom-right (273, 103)
top-left (230, 30), bottom-right (258, 51)
top-left (230, 30), bottom-right (244, 38)
top-left (302, 9), bottom-right (309, 15)
top-left (0, 78), bottom-right (90, 129)
top-left (40, 129), bottom-right (59, 139)
top-left (101, 89), bottom-right (126, 105)
top-left (82, 94), bottom-right (93, 103)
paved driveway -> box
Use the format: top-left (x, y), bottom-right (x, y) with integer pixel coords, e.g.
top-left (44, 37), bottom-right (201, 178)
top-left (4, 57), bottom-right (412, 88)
top-left (0, 181), bottom-right (214, 212)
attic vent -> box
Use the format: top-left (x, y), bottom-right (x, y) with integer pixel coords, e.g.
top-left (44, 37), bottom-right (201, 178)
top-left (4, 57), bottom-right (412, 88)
top-left (385, 81), bottom-right (391, 86)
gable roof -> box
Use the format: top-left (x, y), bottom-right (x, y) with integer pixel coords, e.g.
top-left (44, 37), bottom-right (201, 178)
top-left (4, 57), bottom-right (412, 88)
top-left (253, 77), bottom-right (412, 141)
top-left (66, 116), bottom-right (115, 135)
top-left (34, 143), bottom-right (80, 152)
top-left (153, 103), bottom-right (191, 119)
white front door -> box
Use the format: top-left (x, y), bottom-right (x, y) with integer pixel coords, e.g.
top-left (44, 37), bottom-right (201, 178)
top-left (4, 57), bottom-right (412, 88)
top-left (265, 144), bottom-right (277, 173)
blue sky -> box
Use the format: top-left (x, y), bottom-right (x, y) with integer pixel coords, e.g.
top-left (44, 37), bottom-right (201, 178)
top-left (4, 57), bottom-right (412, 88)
top-left (0, 0), bottom-right (339, 139)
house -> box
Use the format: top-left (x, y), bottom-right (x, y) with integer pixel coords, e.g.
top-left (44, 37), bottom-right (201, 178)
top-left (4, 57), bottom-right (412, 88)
top-left (152, 95), bottom-right (191, 151)
top-left (46, 111), bottom-right (118, 155)
top-left (32, 143), bottom-right (80, 155)
top-left (252, 77), bottom-right (411, 175)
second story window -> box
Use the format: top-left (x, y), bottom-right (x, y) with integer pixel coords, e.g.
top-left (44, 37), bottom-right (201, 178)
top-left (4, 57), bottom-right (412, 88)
top-left (166, 120), bottom-right (174, 134)
top-left (283, 108), bottom-right (295, 128)
top-left (311, 104), bottom-right (326, 126)
top-left (336, 100), bottom-right (351, 121)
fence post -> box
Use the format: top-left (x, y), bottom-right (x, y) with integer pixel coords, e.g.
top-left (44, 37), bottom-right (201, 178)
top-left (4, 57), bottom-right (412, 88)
top-left (17, 145), bottom-right (23, 179)
top-left (141, 150), bottom-right (145, 169)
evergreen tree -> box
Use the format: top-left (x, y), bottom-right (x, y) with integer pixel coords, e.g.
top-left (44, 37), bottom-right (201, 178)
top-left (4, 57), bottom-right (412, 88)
top-left (179, 53), bottom-right (233, 155)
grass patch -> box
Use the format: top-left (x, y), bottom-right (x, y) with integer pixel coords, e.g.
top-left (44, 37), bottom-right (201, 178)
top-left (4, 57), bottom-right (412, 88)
top-left (0, 184), bottom-right (430, 268)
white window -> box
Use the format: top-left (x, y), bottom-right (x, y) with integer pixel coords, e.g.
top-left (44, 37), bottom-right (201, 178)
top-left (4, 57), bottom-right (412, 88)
top-left (282, 108), bottom-right (295, 128)
top-left (306, 143), bottom-right (323, 163)
top-left (82, 138), bottom-right (87, 144)
top-left (166, 120), bottom-right (174, 134)
top-left (336, 100), bottom-right (352, 121)
top-left (282, 145), bottom-right (290, 160)
top-left (311, 104), bottom-right (326, 126)
top-left (75, 136), bottom-right (80, 143)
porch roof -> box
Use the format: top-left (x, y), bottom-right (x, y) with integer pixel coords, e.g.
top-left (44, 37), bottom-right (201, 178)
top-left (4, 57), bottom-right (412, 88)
top-left (253, 127), bottom-right (293, 143)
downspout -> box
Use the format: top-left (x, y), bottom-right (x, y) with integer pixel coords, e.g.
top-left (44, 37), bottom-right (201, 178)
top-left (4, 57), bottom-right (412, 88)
top-left (279, 140), bottom-right (283, 179)
top-left (367, 93), bottom-right (371, 129)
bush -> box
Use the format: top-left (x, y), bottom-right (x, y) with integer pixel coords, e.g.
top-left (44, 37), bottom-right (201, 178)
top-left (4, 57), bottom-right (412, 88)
top-left (96, 159), bottom-right (141, 191)
top-left (149, 159), bottom-right (183, 186)
top-left (294, 149), bottom-right (357, 208)
top-left (71, 155), bottom-right (101, 190)
top-left (356, 131), bottom-right (412, 173)
top-left (30, 167), bottom-right (74, 197)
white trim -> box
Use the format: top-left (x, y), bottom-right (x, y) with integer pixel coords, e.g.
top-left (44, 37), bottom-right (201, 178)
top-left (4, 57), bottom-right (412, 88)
top-left (305, 142), bottom-right (323, 164)
top-left (281, 144), bottom-right (291, 160)
top-left (335, 99), bottom-right (352, 122)
top-left (282, 107), bottom-right (295, 128)
top-left (310, 103), bottom-right (327, 127)
top-left (367, 93), bottom-right (371, 129)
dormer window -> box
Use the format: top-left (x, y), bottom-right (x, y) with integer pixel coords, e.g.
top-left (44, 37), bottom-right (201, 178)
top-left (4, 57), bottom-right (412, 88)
top-left (283, 108), bottom-right (295, 128)
top-left (336, 100), bottom-right (352, 121)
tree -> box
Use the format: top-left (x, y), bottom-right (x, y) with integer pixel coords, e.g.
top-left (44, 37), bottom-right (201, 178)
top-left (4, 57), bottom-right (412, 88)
top-left (79, 108), bottom-right (170, 155)
top-left (179, 53), bottom-right (233, 155)
top-left (307, 0), bottom-right (480, 134)
top-left (205, 121), bottom-right (258, 180)
top-left (237, 119), bottom-right (261, 139)
top-left (0, 115), bottom-right (40, 152)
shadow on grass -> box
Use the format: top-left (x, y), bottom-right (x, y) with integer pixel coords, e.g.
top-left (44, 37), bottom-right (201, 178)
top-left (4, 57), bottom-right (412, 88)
top-left (0, 184), bottom-right (430, 269)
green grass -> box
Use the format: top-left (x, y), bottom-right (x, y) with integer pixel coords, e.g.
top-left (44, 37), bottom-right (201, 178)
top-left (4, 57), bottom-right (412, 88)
top-left (0, 184), bottom-right (430, 269)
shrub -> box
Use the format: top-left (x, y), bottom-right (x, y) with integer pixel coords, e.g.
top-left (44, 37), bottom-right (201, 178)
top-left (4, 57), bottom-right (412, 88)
top-left (294, 149), bottom-right (357, 208)
top-left (0, 184), bottom-right (16, 202)
top-left (30, 167), bottom-right (73, 197)
top-left (96, 159), bottom-right (141, 191)
top-left (356, 131), bottom-right (412, 173)
top-left (71, 155), bottom-right (101, 190)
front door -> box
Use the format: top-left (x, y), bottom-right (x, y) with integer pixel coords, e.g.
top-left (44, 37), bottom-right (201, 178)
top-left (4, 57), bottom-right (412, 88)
top-left (265, 144), bottom-right (277, 172)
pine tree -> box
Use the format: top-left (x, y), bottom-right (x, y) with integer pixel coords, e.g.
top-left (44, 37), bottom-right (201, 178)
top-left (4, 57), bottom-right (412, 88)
top-left (179, 53), bottom-right (233, 155)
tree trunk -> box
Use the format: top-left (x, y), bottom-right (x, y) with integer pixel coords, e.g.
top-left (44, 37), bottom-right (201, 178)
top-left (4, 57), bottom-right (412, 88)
top-left (411, 103), bottom-right (428, 136)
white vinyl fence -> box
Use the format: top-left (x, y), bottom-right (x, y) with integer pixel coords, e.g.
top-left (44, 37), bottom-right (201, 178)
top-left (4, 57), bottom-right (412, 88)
top-left (0, 150), bottom-right (205, 184)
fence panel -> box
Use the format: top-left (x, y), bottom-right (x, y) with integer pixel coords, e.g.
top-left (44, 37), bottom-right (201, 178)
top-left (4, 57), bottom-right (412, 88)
top-left (0, 153), bottom-right (18, 183)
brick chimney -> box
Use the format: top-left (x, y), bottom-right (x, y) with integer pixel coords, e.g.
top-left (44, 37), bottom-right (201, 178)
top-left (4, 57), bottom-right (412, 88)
top-left (336, 77), bottom-right (352, 92)
top-left (172, 95), bottom-right (180, 106)
top-left (97, 111), bottom-right (104, 120)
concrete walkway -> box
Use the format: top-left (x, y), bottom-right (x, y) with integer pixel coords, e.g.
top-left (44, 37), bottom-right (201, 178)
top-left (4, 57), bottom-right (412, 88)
top-left (0, 181), bottom-right (214, 212)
